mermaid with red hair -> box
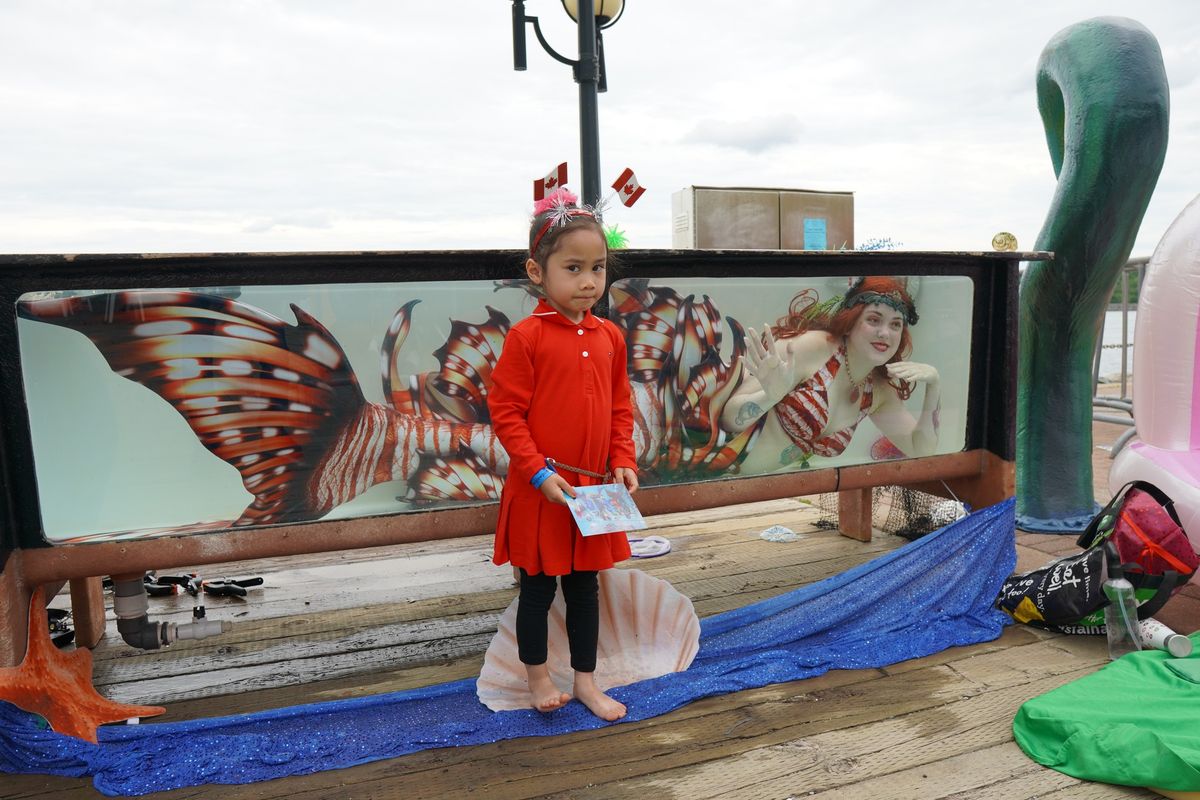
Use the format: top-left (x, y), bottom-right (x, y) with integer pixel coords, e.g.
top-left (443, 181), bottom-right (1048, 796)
top-left (719, 276), bottom-right (941, 474)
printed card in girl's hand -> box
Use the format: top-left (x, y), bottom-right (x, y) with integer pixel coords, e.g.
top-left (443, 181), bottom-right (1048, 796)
top-left (566, 484), bottom-right (647, 536)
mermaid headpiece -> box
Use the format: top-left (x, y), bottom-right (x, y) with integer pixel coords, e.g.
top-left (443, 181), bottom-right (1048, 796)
top-left (841, 277), bottom-right (919, 326)
top-left (529, 189), bottom-right (607, 256)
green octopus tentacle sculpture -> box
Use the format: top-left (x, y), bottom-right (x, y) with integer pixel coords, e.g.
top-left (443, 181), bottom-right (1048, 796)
top-left (1017, 17), bottom-right (1169, 530)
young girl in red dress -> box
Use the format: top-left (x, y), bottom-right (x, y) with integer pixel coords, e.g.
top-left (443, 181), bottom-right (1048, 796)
top-left (487, 190), bottom-right (638, 721)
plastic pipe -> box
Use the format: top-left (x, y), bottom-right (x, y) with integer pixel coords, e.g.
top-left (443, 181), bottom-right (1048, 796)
top-left (111, 573), bottom-right (231, 650)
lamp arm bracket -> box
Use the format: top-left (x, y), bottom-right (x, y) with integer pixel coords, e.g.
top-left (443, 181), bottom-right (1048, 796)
top-left (526, 16), bottom-right (578, 67)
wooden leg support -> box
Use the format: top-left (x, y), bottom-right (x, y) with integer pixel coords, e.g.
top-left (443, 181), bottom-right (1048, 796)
top-left (69, 577), bottom-right (107, 650)
top-left (0, 554), bottom-right (31, 667)
top-left (837, 487), bottom-right (873, 542)
top-left (908, 452), bottom-right (1016, 512)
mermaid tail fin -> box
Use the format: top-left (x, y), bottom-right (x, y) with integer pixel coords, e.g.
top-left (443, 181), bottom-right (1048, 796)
top-left (427, 307), bottom-right (510, 423)
top-left (608, 279), bottom-right (752, 475)
top-left (18, 291), bottom-right (364, 526)
top-left (381, 301), bottom-right (511, 491)
top-left (406, 444), bottom-right (504, 504)
top-left (668, 303), bottom-right (755, 472)
top-left (673, 318), bottom-right (755, 471)
top-left (609, 278), bottom-right (684, 385)
top-left (383, 302), bottom-right (511, 425)
top-left (381, 299), bottom-right (423, 416)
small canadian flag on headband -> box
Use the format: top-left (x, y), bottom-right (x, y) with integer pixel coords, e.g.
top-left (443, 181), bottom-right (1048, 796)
top-left (611, 167), bottom-right (646, 207)
top-left (533, 162), bottom-right (569, 201)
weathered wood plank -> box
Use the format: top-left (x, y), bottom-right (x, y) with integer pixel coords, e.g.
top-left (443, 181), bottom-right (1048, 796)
top-left (1035, 782), bottom-right (1160, 799)
top-left (941, 755), bottom-right (1157, 800)
top-left (797, 742), bottom-right (1062, 799)
top-left (88, 528), bottom-right (899, 690)
top-left (8, 496), bottom-right (1079, 800)
top-left (92, 538), bottom-right (903, 704)
top-left (189, 639), bottom-right (1088, 800)
top-left (102, 629), bottom-right (496, 704)
top-left (555, 657), bottom-right (1102, 798)
top-left (81, 504), bottom-right (840, 657)
top-left (50, 500), bottom-right (823, 634)
top-left (145, 625), bottom-right (1041, 722)
top-left (162, 655), bottom-right (488, 720)
top-left (0, 776), bottom-right (98, 800)
top-left (95, 612), bottom-right (499, 686)
top-left (1, 405), bottom-right (1138, 799)
top-left (1, 627), bottom-right (1111, 800)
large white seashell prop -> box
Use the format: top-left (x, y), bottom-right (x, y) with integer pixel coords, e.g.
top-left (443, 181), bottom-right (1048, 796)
top-left (476, 568), bottom-right (700, 711)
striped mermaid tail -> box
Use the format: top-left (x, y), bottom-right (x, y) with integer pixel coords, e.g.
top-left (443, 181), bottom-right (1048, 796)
top-left (17, 291), bottom-right (509, 531)
top-left (18, 281), bottom-right (758, 535)
top-left (608, 278), bottom-right (759, 479)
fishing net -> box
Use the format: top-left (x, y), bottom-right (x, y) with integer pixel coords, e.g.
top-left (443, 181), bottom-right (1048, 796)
top-left (810, 485), bottom-right (969, 540)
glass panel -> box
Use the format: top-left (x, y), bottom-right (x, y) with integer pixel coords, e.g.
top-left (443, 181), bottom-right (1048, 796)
top-left (16, 273), bottom-right (971, 544)
top-left (18, 281), bottom-right (540, 543)
top-left (610, 275), bottom-right (971, 482)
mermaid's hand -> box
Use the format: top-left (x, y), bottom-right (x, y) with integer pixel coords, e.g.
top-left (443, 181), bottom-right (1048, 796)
top-left (886, 361), bottom-right (939, 385)
top-left (743, 325), bottom-right (800, 407)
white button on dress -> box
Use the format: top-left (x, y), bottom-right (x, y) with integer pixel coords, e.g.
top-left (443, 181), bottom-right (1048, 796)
top-left (577, 329), bottom-right (584, 335)
top-left (582, 351), bottom-right (589, 357)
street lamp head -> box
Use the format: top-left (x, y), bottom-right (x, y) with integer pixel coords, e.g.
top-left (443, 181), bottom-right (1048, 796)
top-left (516, 0), bottom-right (620, 207)
top-left (561, 0), bottom-right (625, 29)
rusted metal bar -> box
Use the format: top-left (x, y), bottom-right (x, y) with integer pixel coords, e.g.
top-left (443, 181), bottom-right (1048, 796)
top-left (20, 504), bottom-right (498, 586)
top-left (19, 450), bottom-right (988, 586)
top-left (838, 449), bottom-right (981, 490)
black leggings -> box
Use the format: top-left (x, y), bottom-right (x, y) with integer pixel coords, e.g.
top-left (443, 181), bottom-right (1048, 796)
top-left (516, 569), bottom-right (600, 673)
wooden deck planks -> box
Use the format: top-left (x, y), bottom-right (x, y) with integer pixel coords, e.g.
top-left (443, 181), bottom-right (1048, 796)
top-left (3, 447), bottom-right (1174, 799)
top-left (88, 502), bottom-right (887, 706)
top-left (535, 637), bottom-right (1141, 800)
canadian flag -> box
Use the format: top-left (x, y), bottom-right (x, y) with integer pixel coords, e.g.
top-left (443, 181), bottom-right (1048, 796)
top-left (533, 162), bottom-right (569, 201)
top-left (611, 167), bottom-right (646, 207)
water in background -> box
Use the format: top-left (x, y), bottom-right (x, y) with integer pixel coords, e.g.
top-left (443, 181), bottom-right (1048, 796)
top-left (1098, 308), bottom-right (1135, 381)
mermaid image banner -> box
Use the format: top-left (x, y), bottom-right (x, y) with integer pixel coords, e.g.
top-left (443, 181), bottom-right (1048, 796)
top-left (15, 273), bottom-right (971, 544)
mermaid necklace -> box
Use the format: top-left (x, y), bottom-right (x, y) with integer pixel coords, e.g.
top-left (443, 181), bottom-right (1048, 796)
top-left (842, 342), bottom-right (870, 404)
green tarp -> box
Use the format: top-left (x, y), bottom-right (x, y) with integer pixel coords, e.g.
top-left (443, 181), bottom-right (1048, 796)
top-left (1014, 633), bottom-right (1200, 791)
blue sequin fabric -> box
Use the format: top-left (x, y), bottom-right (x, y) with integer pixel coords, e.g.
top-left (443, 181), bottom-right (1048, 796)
top-left (0, 499), bottom-right (1016, 796)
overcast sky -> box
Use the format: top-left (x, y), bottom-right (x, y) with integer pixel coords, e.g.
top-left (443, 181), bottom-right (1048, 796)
top-left (1, 1), bottom-right (1197, 257)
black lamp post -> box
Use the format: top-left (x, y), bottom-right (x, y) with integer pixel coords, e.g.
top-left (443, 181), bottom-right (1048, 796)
top-left (512, 0), bottom-right (626, 208)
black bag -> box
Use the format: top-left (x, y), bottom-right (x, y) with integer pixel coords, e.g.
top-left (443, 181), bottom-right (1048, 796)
top-left (996, 482), bottom-right (1196, 633)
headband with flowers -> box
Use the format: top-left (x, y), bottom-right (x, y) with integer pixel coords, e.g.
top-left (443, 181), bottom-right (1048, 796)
top-left (529, 189), bottom-right (606, 257)
top-left (525, 185), bottom-right (638, 255)
top-left (840, 277), bottom-right (920, 326)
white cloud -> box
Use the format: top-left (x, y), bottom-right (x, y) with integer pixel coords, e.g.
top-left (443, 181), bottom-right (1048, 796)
top-left (684, 114), bottom-right (803, 154)
top-left (0, 1), bottom-right (1197, 257)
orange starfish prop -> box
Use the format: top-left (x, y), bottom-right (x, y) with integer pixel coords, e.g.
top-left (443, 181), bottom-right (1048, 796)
top-left (0, 587), bottom-right (164, 743)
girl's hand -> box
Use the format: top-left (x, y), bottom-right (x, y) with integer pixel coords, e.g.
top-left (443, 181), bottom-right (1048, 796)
top-left (539, 474), bottom-right (576, 505)
top-left (743, 325), bottom-right (801, 407)
top-left (886, 361), bottom-right (939, 384)
top-left (613, 467), bottom-right (639, 494)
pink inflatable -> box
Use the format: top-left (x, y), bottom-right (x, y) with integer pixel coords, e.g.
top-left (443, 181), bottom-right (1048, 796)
top-left (1110, 194), bottom-right (1200, 559)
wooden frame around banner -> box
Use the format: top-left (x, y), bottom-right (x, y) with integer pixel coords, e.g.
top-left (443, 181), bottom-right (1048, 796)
top-left (0, 248), bottom-right (1028, 665)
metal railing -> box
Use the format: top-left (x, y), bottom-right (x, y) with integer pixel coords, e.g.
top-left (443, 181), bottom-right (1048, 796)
top-left (1093, 257), bottom-right (1147, 457)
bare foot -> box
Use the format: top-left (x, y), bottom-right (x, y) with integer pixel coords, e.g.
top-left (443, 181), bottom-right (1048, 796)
top-left (526, 663), bottom-right (570, 712)
top-left (574, 671), bottom-right (626, 721)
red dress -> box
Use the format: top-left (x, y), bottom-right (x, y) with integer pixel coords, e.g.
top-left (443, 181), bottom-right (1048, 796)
top-left (488, 299), bottom-right (637, 575)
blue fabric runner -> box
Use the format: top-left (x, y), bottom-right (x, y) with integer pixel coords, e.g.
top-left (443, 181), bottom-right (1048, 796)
top-left (0, 499), bottom-right (1016, 796)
